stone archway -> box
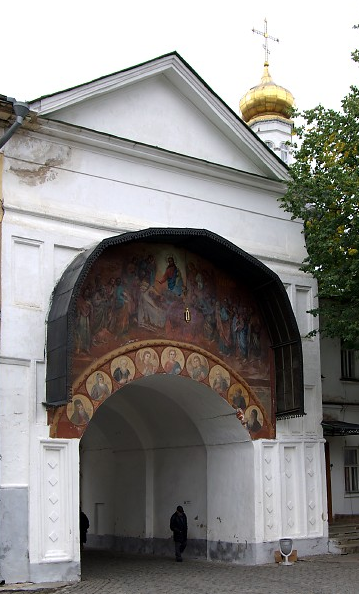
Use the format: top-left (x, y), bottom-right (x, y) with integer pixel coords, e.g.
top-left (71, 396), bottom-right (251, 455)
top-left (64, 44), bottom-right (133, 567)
top-left (76, 372), bottom-right (256, 560)
top-left (44, 227), bottom-right (305, 563)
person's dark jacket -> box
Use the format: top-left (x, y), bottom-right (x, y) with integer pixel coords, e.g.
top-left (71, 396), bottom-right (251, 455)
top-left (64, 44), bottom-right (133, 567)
top-left (170, 511), bottom-right (187, 542)
top-left (80, 511), bottom-right (90, 543)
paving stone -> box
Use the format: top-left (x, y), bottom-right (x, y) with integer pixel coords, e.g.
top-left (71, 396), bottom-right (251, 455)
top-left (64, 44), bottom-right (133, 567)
top-left (2, 551), bottom-right (359, 594)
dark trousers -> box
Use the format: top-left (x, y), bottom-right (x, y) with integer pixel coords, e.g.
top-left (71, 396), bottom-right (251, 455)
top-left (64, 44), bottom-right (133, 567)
top-left (175, 539), bottom-right (187, 559)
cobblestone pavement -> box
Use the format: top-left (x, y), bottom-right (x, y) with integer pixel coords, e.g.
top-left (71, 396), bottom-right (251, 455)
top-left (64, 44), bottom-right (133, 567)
top-left (3, 550), bottom-right (359, 594)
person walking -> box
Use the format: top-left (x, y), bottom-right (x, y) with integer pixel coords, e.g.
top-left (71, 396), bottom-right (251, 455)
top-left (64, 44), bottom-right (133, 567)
top-left (80, 509), bottom-right (90, 550)
top-left (170, 505), bottom-right (187, 562)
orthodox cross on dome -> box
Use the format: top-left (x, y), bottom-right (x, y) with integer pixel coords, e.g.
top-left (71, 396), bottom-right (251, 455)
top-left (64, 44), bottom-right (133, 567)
top-left (252, 18), bottom-right (279, 65)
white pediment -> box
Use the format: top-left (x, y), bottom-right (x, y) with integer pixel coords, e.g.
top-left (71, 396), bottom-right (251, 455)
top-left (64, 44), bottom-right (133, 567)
top-left (29, 53), bottom-right (289, 180)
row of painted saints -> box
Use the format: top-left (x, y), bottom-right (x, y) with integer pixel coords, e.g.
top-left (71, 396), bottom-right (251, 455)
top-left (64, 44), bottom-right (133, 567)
top-left (74, 248), bottom-right (266, 374)
top-left (68, 347), bottom-right (264, 434)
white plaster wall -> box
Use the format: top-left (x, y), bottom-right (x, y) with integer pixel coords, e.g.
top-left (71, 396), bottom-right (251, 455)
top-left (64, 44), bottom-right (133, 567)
top-left (207, 442), bottom-right (255, 544)
top-left (49, 75), bottom-right (263, 175)
top-left (115, 450), bottom-right (146, 537)
top-left (0, 359), bottom-right (31, 484)
top-left (81, 449), bottom-right (117, 536)
top-left (153, 446), bottom-right (207, 540)
top-left (3, 132), bottom-right (305, 264)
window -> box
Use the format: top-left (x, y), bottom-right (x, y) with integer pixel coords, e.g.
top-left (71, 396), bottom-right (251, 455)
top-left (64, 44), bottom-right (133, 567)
top-left (344, 448), bottom-right (359, 493)
top-left (280, 142), bottom-right (289, 164)
top-left (341, 342), bottom-right (359, 380)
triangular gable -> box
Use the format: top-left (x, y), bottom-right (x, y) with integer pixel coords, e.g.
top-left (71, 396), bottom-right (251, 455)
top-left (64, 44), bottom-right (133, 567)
top-left (29, 53), bottom-right (289, 180)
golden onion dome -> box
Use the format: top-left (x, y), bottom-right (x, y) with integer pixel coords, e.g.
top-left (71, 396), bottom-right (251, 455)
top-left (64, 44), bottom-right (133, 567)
top-left (239, 62), bottom-right (294, 126)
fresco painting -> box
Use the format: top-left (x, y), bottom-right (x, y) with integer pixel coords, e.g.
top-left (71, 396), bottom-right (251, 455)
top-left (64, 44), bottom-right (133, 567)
top-left (110, 355), bottom-right (135, 386)
top-left (135, 347), bottom-right (160, 376)
top-left (186, 353), bottom-right (209, 382)
top-left (53, 339), bottom-right (273, 440)
top-left (86, 371), bottom-right (112, 400)
top-left (51, 242), bottom-right (275, 439)
top-left (67, 394), bottom-right (94, 426)
top-left (161, 346), bottom-right (185, 375)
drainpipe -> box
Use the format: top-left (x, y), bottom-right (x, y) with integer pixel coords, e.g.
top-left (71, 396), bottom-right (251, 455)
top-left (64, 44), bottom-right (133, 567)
top-left (0, 97), bottom-right (30, 149)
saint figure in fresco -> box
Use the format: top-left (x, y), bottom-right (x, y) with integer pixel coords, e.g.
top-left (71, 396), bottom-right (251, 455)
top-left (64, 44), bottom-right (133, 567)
top-left (113, 358), bottom-right (132, 385)
top-left (91, 282), bottom-right (110, 345)
top-left (111, 277), bottom-right (130, 338)
top-left (157, 256), bottom-right (183, 296)
top-left (189, 355), bottom-right (208, 382)
top-left (231, 388), bottom-right (247, 412)
top-left (70, 399), bottom-right (90, 426)
top-left (238, 308), bottom-right (250, 360)
top-left (212, 369), bottom-right (229, 398)
top-left (215, 299), bottom-right (232, 356)
top-left (106, 277), bottom-right (117, 331)
top-left (138, 254), bottom-right (157, 287)
top-left (123, 260), bottom-right (140, 324)
top-left (246, 408), bottom-right (262, 433)
top-left (138, 280), bottom-right (166, 330)
top-left (248, 309), bottom-right (262, 364)
top-left (75, 287), bottom-right (93, 354)
top-left (139, 350), bottom-right (157, 376)
top-left (164, 349), bottom-right (182, 375)
top-left (90, 372), bottom-right (111, 400)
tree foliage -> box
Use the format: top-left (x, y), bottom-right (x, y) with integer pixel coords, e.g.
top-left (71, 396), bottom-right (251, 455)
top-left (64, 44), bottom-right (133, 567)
top-left (280, 40), bottom-right (359, 345)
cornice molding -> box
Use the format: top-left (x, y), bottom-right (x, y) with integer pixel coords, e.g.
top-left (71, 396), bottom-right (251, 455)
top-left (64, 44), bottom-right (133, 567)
top-left (19, 120), bottom-right (289, 193)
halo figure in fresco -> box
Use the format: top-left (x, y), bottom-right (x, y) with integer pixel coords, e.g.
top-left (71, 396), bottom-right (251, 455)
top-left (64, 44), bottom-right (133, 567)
top-left (162, 347), bottom-right (183, 375)
top-left (136, 348), bottom-right (159, 376)
top-left (187, 353), bottom-right (209, 382)
top-left (112, 356), bottom-right (134, 386)
top-left (209, 365), bottom-right (230, 399)
top-left (244, 406), bottom-right (263, 433)
top-left (68, 395), bottom-right (93, 426)
top-left (88, 371), bottom-right (111, 400)
top-left (228, 384), bottom-right (248, 412)
top-left (157, 256), bottom-right (183, 296)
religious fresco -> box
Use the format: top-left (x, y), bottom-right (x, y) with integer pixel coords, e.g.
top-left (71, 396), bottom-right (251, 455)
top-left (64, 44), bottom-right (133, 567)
top-left (50, 341), bottom-right (273, 440)
top-left (66, 394), bottom-right (94, 426)
top-left (50, 242), bottom-right (275, 440)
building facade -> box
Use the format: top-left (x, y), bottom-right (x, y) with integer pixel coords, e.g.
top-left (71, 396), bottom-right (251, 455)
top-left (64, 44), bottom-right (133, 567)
top-left (0, 53), bottom-right (327, 584)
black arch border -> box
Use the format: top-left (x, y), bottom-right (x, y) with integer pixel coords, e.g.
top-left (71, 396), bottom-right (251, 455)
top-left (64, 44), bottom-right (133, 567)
top-left (46, 227), bottom-right (304, 418)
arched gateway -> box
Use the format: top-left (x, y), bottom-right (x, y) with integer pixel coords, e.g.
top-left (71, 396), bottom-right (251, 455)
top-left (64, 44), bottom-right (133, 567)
top-left (46, 228), bottom-right (304, 562)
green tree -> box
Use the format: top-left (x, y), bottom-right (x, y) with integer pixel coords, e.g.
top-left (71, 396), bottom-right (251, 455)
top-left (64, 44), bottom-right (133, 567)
top-left (280, 43), bottom-right (359, 346)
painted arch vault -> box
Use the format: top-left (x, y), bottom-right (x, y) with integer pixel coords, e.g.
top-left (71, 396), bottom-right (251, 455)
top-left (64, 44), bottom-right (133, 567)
top-left (47, 229), bottom-right (304, 440)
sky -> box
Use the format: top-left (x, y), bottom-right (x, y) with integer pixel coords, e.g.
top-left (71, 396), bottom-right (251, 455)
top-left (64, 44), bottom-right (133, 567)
top-left (1, 1), bottom-right (358, 115)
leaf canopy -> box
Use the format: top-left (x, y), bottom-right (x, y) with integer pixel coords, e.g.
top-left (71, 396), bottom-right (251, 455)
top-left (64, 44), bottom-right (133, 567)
top-left (280, 38), bottom-right (359, 345)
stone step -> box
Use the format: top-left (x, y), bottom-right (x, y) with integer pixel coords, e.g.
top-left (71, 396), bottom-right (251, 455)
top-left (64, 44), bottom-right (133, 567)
top-left (329, 524), bottom-right (359, 536)
top-left (333, 537), bottom-right (359, 547)
top-left (330, 528), bottom-right (359, 538)
top-left (328, 522), bottom-right (359, 554)
top-left (336, 542), bottom-right (359, 555)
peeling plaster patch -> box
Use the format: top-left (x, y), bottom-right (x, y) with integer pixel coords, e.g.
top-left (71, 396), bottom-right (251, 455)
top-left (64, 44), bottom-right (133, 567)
top-left (9, 137), bottom-right (71, 185)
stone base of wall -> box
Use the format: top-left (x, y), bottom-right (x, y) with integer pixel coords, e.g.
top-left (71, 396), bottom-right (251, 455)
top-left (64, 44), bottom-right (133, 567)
top-left (86, 535), bottom-right (330, 565)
